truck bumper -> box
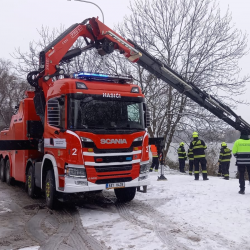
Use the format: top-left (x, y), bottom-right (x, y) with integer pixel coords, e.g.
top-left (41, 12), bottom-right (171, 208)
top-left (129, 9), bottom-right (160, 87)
top-left (61, 173), bottom-right (150, 193)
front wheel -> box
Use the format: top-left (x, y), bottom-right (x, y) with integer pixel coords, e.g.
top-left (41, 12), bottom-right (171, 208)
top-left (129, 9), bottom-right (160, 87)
top-left (114, 187), bottom-right (136, 202)
top-left (0, 159), bottom-right (6, 182)
top-left (45, 170), bottom-right (57, 209)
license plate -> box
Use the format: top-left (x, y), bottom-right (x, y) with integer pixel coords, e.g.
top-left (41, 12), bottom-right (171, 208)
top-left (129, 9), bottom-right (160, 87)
top-left (75, 181), bottom-right (87, 185)
top-left (106, 182), bottom-right (125, 189)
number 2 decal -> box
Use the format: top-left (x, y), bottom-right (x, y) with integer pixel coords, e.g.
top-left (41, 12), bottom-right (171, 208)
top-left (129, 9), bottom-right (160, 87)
top-left (146, 146), bottom-right (149, 153)
top-left (72, 148), bottom-right (77, 155)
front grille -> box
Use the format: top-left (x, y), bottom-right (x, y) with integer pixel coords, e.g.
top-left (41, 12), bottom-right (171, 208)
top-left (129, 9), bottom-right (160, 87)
top-left (94, 155), bottom-right (132, 163)
top-left (94, 147), bottom-right (133, 153)
top-left (95, 177), bottom-right (132, 184)
top-left (82, 141), bottom-right (142, 153)
top-left (95, 164), bottom-right (132, 173)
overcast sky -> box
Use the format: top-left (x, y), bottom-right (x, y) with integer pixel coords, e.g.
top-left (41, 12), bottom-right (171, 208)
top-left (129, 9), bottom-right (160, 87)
top-left (1, 0), bottom-right (250, 124)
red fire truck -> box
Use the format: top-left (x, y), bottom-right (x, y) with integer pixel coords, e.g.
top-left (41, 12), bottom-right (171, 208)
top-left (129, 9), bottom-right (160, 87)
top-left (1, 17), bottom-right (250, 209)
top-left (0, 18), bottom-right (151, 209)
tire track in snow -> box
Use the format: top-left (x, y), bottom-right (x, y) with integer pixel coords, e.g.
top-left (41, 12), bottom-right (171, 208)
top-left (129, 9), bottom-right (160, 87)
top-left (115, 201), bottom-right (190, 250)
top-left (26, 209), bottom-right (48, 244)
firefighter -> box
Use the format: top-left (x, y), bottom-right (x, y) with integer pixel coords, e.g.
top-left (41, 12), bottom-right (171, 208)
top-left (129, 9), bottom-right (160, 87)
top-left (232, 130), bottom-right (250, 194)
top-left (150, 144), bottom-right (159, 172)
top-left (177, 142), bottom-right (187, 173)
top-left (218, 142), bottom-right (232, 180)
top-left (189, 132), bottom-right (209, 181)
top-left (188, 148), bottom-right (194, 175)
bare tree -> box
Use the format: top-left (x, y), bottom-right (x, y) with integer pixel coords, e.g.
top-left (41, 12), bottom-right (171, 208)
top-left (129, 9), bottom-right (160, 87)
top-left (110, 0), bottom-right (249, 160)
top-left (0, 59), bottom-right (29, 129)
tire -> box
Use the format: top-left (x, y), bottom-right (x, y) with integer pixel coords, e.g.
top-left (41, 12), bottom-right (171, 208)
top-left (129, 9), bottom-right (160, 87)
top-left (26, 166), bottom-right (36, 198)
top-left (114, 187), bottom-right (136, 202)
top-left (5, 160), bottom-right (14, 186)
top-left (0, 158), bottom-right (6, 182)
top-left (45, 170), bottom-right (57, 209)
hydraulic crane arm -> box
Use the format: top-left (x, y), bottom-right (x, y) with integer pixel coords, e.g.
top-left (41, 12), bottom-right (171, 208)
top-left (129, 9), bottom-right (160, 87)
top-left (127, 40), bottom-right (250, 134)
top-left (27, 17), bottom-right (249, 133)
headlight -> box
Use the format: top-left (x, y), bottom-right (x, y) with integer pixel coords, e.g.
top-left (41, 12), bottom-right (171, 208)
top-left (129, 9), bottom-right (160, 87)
top-left (81, 137), bottom-right (93, 142)
top-left (65, 167), bottom-right (86, 178)
top-left (134, 136), bottom-right (143, 142)
top-left (140, 163), bottom-right (150, 174)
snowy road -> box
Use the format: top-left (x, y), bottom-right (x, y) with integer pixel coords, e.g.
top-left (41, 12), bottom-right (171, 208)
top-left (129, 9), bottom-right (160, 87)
top-left (1, 170), bottom-right (250, 250)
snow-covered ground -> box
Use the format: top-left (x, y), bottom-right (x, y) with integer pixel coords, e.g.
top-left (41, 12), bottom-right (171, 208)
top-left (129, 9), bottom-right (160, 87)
top-left (78, 170), bottom-right (250, 250)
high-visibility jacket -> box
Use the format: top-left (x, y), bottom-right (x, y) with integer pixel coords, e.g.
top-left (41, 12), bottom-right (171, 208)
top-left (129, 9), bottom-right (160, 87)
top-left (188, 148), bottom-right (194, 161)
top-left (151, 145), bottom-right (158, 157)
top-left (177, 146), bottom-right (187, 160)
top-left (219, 147), bottom-right (232, 163)
top-left (189, 139), bottom-right (207, 159)
top-left (232, 139), bottom-right (250, 165)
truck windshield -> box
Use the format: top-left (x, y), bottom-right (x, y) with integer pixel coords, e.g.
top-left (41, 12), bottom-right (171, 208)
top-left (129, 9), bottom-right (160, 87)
top-left (68, 96), bottom-right (145, 130)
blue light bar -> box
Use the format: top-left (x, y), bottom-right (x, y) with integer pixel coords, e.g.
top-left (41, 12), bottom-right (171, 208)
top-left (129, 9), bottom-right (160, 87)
top-left (77, 72), bottom-right (109, 78)
top-left (71, 71), bottom-right (133, 84)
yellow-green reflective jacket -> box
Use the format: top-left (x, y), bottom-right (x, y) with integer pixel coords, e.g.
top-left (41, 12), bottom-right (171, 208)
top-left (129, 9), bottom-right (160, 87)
top-left (189, 139), bottom-right (207, 158)
top-left (177, 146), bottom-right (187, 159)
top-left (219, 147), bottom-right (232, 162)
top-left (232, 139), bottom-right (250, 165)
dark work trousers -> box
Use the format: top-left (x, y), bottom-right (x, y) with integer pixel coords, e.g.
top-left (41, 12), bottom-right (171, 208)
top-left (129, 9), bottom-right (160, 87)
top-left (194, 158), bottom-right (207, 180)
top-left (179, 159), bottom-right (185, 172)
top-left (238, 165), bottom-right (250, 190)
top-left (189, 160), bottom-right (194, 173)
top-left (221, 162), bottom-right (230, 179)
top-left (150, 157), bottom-right (159, 171)
top-left (218, 164), bottom-right (223, 176)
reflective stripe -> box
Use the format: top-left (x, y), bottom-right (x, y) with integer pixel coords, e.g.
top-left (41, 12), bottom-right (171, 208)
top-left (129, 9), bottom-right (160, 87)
top-left (221, 159), bottom-right (230, 162)
top-left (178, 152), bottom-right (186, 154)
top-left (189, 158), bottom-right (194, 161)
top-left (193, 145), bottom-right (206, 149)
top-left (237, 162), bottom-right (250, 164)
top-left (202, 170), bottom-right (207, 173)
top-left (178, 157), bottom-right (185, 159)
top-left (237, 158), bottom-right (250, 161)
top-left (224, 174), bottom-right (229, 176)
top-left (194, 155), bottom-right (205, 158)
top-left (236, 152), bottom-right (250, 154)
top-left (152, 156), bottom-right (158, 157)
top-left (194, 171), bottom-right (199, 173)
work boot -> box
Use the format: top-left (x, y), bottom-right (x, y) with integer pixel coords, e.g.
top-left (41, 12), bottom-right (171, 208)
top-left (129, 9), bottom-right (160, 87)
top-left (189, 173), bottom-right (192, 176)
top-left (239, 189), bottom-right (245, 195)
top-left (217, 173), bottom-right (221, 177)
top-left (149, 168), bottom-right (153, 172)
top-left (194, 173), bottom-right (199, 180)
top-left (155, 169), bottom-right (158, 172)
top-left (202, 173), bottom-right (209, 181)
top-left (224, 176), bottom-right (229, 180)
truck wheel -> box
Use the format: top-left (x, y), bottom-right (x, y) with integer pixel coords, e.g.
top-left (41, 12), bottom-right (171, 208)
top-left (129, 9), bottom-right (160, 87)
top-left (114, 187), bottom-right (136, 202)
top-left (45, 170), bottom-right (57, 209)
top-left (5, 160), bottom-right (14, 186)
top-left (0, 159), bottom-right (6, 182)
top-left (26, 166), bottom-right (35, 198)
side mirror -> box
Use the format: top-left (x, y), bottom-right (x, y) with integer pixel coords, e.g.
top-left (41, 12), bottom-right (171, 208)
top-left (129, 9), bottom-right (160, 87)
top-left (143, 103), bottom-right (151, 128)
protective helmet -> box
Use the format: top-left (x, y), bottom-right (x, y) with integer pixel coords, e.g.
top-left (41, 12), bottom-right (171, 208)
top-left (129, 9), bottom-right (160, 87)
top-left (221, 142), bottom-right (227, 147)
top-left (180, 142), bottom-right (184, 146)
top-left (192, 132), bottom-right (198, 138)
